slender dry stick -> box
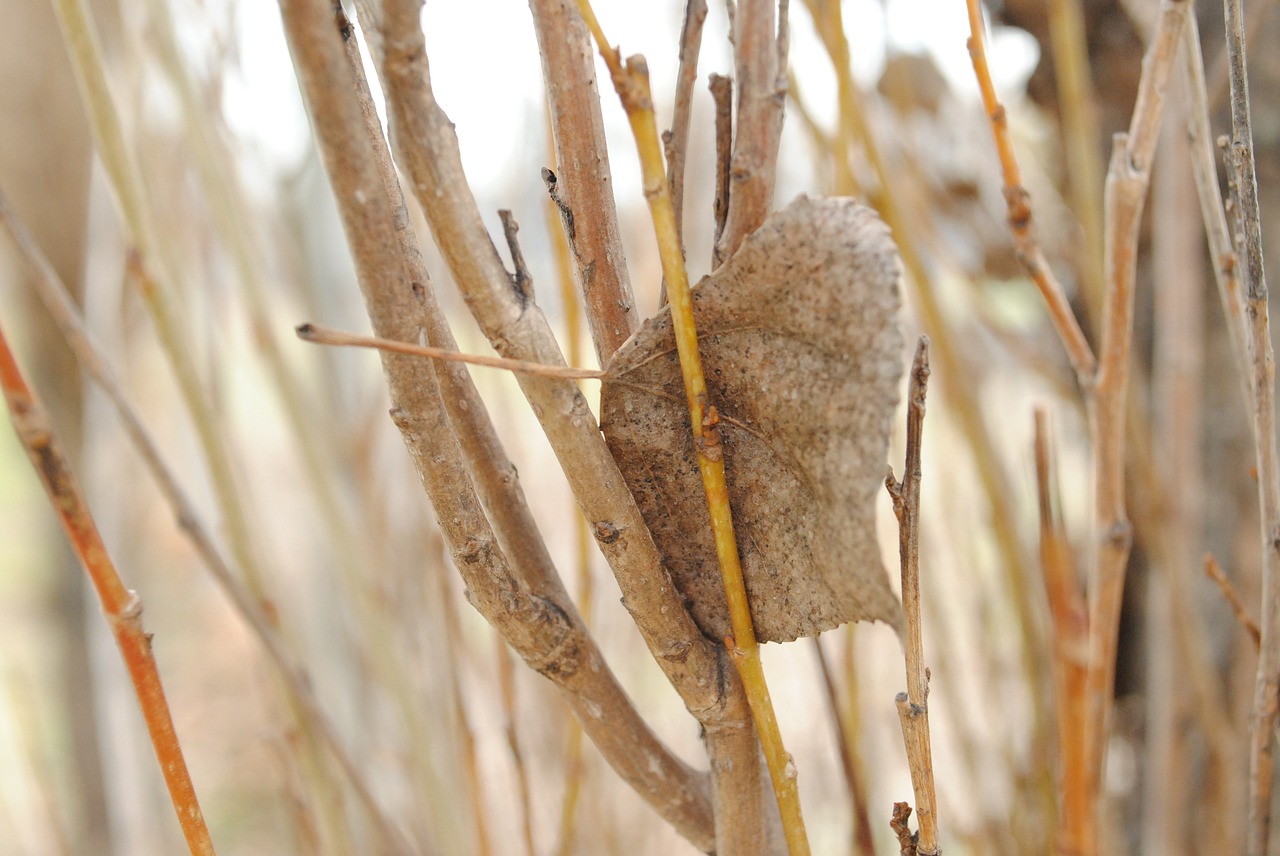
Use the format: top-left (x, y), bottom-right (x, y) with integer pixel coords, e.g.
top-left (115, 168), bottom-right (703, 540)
top-left (529, 0), bottom-right (639, 362)
top-left (0, 325), bottom-right (215, 856)
top-left (710, 73), bottom-right (735, 267)
top-left (543, 110), bottom-right (595, 856)
top-left (886, 338), bottom-right (940, 856)
top-left (964, 0), bottom-right (1097, 385)
top-left (434, 565), bottom-right (492, 856)
top-left (282, 2), bottom-right (716, 848)
top-left (0, 187), bottom-right (413, 853)
top-left (51, 0), bottom-right (273, 608)
top-left (1222, 1), bottom-right (1280, 851)
top-left (1087, 0), bottom-right (1191, 838)
top-left (1033, 410), bottom-right (1091, 856)
top-left (296, 324), bottom-right (605, 379)
top-left (1145, 88), bottom-right (1203, 851)
top-left (1181, 16), bottom-right (1248, 381)
top-left (1206, 555), bottom-right (1262, 650)
top-left (811, 638), bottom-right (876, 856)
top-left (967, 2), bottom-right (1191, 846)
top-left (1047, 0), bottom-right (1107, 323)
top-left (803, 5), bottom-right (1055, 819)
top-left (575, 3), bottom-right (807, 852)
top-left (667, 0), bottom-right (709, 245)
top-left (716, 0), bottom-right (788, 263)
top-left (496, 646), bottom-right (537, 856)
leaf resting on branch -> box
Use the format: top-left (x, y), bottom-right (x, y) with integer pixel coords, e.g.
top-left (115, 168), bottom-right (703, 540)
top-left (601, 196), bottom-right (905, 642)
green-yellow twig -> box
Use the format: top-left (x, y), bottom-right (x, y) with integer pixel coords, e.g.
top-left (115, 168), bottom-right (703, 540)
top-left (575, 2), bottom-right (809, 852)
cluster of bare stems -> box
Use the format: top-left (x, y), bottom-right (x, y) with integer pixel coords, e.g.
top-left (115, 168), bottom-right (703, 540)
top-left (1, 0), bottom-right (945, 853)
top-left (4, 0), bottom-right (1274, 853)
top-left (967, 0), bottom-right (1273, 853)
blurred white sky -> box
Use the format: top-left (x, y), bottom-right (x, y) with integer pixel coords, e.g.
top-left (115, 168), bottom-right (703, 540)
top-left (219, 0), bottom-right (1038, 197)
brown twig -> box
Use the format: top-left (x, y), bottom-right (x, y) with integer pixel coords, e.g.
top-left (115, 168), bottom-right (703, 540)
top-left (1084, 0), bottom-right (1191, 839)
top-left (710, 73), bottom-right (735, 268)
top-left (716, 0), bottom-right (788, 263)
top-left (967, 2), bottom-right (1192, 848)
top-left (890, 802), bottom-right (917, 856)
top-left (1205, 555), bottom-right (1262, 650)
top-left (811, 638), bottom-right (876, 856)
top-left (1222, 1), bottom-right (1280, 848)
top-left (529, 0), bottom-right (638, 362)
top-left (1180, 16), bottom-right (1248, 388)
top-left (804, 8), bottom-right (1052, 787)
top-left (281, 2), bottom-right (717, 848)
top-left (575, 2), bottom-right (804, 850)
top-left (1033, 410), bottom-right (1091, 856)
top-left (886, 338), bottom-right (940, 856)
top-left (0, 187), bottom-right (406, 852)
top-left (296, 323), bottom-right (607, 379)
top-left (964, 0), bottom-right (1097, 385)
top-left (666, 0), bottom-right (709, 244)
top-left (0, 324), bottom-right (216, 856)
top-left (1047, 0), bottom-right (1107, 322)
top-left (496, 645), bottom-right (537, 856)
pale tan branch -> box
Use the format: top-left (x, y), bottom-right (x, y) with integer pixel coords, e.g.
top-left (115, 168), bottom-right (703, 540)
top-left (529, 0), bottom-right (638, 362)
top-left (295, 323), bottom-right (605, 379)
top-left (716, 0), bottom-right (788, 264)
top-left (1083, 0), bottom-right (1192, 837)
top-left (886, 338), bottom-right (940, 856)
top-left (1205, 555), bottom-right (1262, 650)
top-left (280, 2), bottom-right (715, 848)
top-left (666, 0), bottom-right (709, 244)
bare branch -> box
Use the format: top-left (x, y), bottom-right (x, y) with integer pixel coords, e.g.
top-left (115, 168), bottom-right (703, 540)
top-left (667, 0), bottom-right (709, 244)
top-left (886, 338), bottom-right (940, 856)
top-left (529, 0), bottom-right (638, 362)
top-left (715, 0), bottom-right (788, 264)
top-left (280, 2), bottom-right (716, 847)
top-left (710, 73), bottom-right (734, 269)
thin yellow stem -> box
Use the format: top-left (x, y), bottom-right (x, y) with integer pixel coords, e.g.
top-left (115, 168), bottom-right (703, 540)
top-left (576, 3), bottom-right (809, 852)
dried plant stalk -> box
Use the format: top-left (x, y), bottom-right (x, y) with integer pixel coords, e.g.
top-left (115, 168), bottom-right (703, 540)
top-left (1085, 1), bottom-right (1190, 825)
top-left (716, 0), bottom-right (788, 264)
top-left (278, 2), bottom-right (715, 848)
top-left (1220, 0), bottom-right (1280, 849)
top-left (1033, 411), bottom-right (1090, 856)
top-left (967, 1), bottom-right (1193, 850)
top-left (529, 0), bottom-right (638, 361)
top-left (666, 0), bottom-right (709, 244)
top-left (887, 339), bottom-right (940, 856)
top-left (0, 189), bottom-right (405, 849)
top-left (964, 0), bottom-right (1096, 384)
top-left (575, 2), bottom-right (808, 851)
top-left (0, 326), bottom-right (215, 856)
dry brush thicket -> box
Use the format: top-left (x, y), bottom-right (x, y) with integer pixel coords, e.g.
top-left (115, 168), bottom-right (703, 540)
top-left (0, 0), bottom-right (1277, 855)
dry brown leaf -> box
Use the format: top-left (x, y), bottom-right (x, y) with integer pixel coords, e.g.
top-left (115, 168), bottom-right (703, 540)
top-left (601, 196), bottom-right (905, 643)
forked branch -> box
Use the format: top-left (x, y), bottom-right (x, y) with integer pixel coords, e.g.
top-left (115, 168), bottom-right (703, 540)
top-left (886, 337), bottom-right (940, 856)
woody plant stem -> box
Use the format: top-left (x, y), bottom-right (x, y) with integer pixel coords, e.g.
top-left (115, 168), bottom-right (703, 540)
top-left (575, 3), bottom-right (809, 853)
top-left (0, 324), bottom-right (215, 856)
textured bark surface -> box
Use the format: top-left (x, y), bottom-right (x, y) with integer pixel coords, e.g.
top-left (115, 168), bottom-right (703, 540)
top-left (602, 196), bottom-right (905, 642)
